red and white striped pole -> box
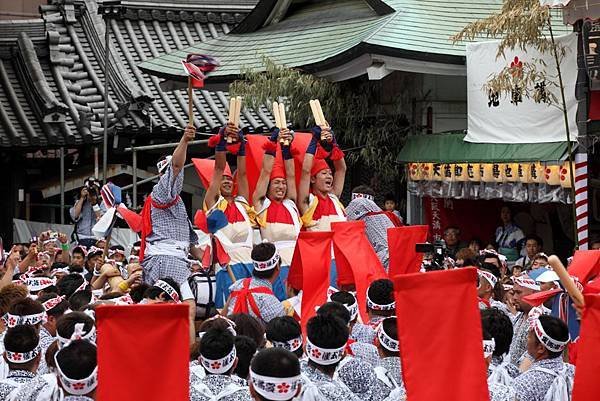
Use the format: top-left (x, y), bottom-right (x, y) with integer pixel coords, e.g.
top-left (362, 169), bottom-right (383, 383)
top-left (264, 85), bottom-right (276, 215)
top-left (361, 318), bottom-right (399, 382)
top-left (575, 152), bottom-right (589, 250)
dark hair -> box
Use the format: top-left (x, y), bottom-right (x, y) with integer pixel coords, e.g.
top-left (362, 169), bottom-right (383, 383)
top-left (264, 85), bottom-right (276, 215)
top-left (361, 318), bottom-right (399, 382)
top-left (351, 185), bottom-right (375, 197)
top-left (316, 302), bottom-right (351, 325)
top-left (367, 279), bottom-right (395, 316)
top-left (8, 297), bottom-right (44, 318)
top-left (228, 313), bottom-right (266, 348)
top-left (266, 316), bottom-right (303, 358)
top-left (68, 264), bottom-right (84, 274)
top-left (330, 291), bottom-right (356, 308)
top-left (51, 262), bottom-right (69, 271)
top-left (68, 290), bottom-right (92, 311)
top-left (250, 348), bottom-right (300, 400)
top-left (306, 314), bottom-right (348, 373)
top-left (56, 312), bottom-right (95, 341)
top-left (4, 325), bottom-right (40, 370)
top-left (384, 193), bottom-right (396, 203)
top-left (55, 340), bottom-right (97, 385)
top-left (45, 341), bottom-right (59, 370)
top-left (129, 283), bottom-right (150, 303)
top-left (72, 247), bottom-right (87, 257)
top-left (524, 234), bottom-right (543, 248)
top-left (251, 242), bottom-right (279, 279)
top-left (379, 317), bottom-right (399, 357)
top-left (109, 245), bottom-right (125, 252)
top-left (0, 285), bottom-right (28, 316)
top-left (537, 315), bottom-right (569, 359)
top-left (200, 327), bottom-right (236, 374)
top-left (37, 292), bottom-right (68, 317)
top-left (233, 335), bottom-right (257, 380)
top-left (143, 277), bottom-right (182, 302)
top-left (481, 308), bottom-right (514, 357)
top-left (56, 274), bottom-right (86, 298)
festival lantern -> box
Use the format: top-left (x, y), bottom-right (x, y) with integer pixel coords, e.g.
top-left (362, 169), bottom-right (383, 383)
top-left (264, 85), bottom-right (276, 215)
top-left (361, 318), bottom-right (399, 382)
top-left (560, 162), bottom-right (573, 188)
top-left (442, 163), bottom-right (454, 182)
top-left (466, 163), bottom-right (481, 182)
top-left (492, 163), bottom-right (503, 183)
top-left (420, 163), bottom-right (432, 180)
top-left (454, 164), bottom-right (469, 182)
top-left (503, 163), bottom-right (519, 182)
top-left (480, 164), bottom-right (495, 182)
top-left (408, 163), bottom-right (422, 181)
top-left (529, 162), bottom-right (544, 184)
top-left (431, 163), bottom-right (443, 181)
top-left (544, 164), bottom-right (561, 186)
top-left (517, 163), bottom-right (529, 183)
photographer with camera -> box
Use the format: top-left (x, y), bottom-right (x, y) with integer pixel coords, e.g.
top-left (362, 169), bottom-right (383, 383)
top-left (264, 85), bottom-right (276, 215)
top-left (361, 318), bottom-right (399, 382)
top-left (69, 177), bottom-right (106, 248)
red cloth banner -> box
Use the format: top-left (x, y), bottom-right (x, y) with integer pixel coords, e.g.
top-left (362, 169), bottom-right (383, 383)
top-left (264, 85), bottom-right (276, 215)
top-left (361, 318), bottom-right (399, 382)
top-left (97, 304), bottom-right (189, 401)
top-left (287, 231), bottom-right (333, 333)
top-left (568, 250), bottom-right (600, 283)
top-left (393, 268), bottom-right (489, 401)
top-left (572, 294), bottom-right (600, 401)
top-left (332, 221), bottom-right (387, 323)
top-left (387, 225), bottom-right (428, 277)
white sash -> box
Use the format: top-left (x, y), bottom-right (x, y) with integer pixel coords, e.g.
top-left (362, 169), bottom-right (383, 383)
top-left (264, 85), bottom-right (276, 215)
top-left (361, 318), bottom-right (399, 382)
top-left (193, 381), bottom-right (243, 401)
top-left (532, 366), bottom-right (573, 401)
top-left (488, 356), bottom-right (515, 386)
top-left (144, 239), bottom-right (189, 259)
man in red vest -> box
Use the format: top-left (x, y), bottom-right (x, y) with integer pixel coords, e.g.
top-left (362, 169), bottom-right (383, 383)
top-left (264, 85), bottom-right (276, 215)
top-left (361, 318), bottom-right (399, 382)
top-left (225, 242), bottom-right (285, 324)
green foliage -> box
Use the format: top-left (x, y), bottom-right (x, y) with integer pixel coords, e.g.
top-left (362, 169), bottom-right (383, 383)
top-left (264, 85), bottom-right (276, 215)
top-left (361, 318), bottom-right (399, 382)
top-left (229, 57), bottom-right (412, 181)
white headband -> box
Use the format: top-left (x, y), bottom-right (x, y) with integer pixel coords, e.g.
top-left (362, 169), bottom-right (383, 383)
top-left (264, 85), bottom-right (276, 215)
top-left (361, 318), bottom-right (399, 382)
top-left (305, 339), bottom-right (345, 366)
top-left (271, 336), bottom-right (303, 353)
top-left (513, 275), bottom-right (541, 291)
top-left (377, 321), bottom-right (399, 352)
top-left (54, 350), bottom-right (98, 396)
top-left (478, 270), bottom-right (498, 288)
top-left (5, 345), bottom-right (41, 364)
top-left (250, 370), bottom-right (302, 401)
top-left (351, 193), bottom-right (375, 201)
top-left (366, 293), bottom-right (395, 311)
top-left (328, 292), bottom-right (359, 322)
top-left (42, 295), bottom-right (66, 312)
top-left (199, 346), bottom-right (237, 374)
top-left (153, 280), bottom-right (180, 303)
top-left (252, 251), bottom-right (280, 272)
top-left (483, 339), bottom-right (496, 358)
top-left (74, 280), bottom-right (88, 294)
top-left (532, 318), bottom-right (570, 353)
top-left (57, 323), bottom-right (96, 349)
top-left (26, 276), bottom-right (56, 293)
top-left (3, 311), bottom-right (46, 328)
top-left (157, 156), bottom-right (172, 174)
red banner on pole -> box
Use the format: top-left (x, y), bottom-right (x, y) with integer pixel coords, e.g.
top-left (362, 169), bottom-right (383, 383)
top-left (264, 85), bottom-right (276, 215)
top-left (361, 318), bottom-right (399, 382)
top-left (97, 304), bottom-right (189, 401)
top-left (572, 294), bottom-right (600, 401)
top-left (388, 225), bottom-right (428, 277)
top-left (393, 268), bottom-right (489, 401)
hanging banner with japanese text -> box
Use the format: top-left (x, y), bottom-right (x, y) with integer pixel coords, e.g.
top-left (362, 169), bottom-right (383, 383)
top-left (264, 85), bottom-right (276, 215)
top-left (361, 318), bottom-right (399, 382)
top-left (465, 33), bottom-right (578, 144)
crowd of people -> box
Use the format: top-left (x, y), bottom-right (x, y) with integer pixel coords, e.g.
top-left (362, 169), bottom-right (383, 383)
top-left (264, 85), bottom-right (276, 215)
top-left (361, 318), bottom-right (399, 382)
top-left (0, 123), bottom-right (589, 401)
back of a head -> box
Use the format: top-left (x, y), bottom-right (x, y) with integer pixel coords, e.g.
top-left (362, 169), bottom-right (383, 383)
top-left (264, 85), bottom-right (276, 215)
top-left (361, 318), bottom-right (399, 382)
top-left (538, 315), bottom-right (569, 357)
top-left (37, 292), bottom-right (68, 317)
top-left (233, 335), bottom-right (257, 380)
top-left (316, 302), bottom-right (350, 326)
top-left (55, 340), bottom-right (97, 395)
top-left (68, 290), bottom-right (92, 311)
top-left (4, 324), bottom-right (40, 370)
top-left (351, 185), bottom-right (376, 198)
top-left (56, 312), bottom-right (95, 344)
top-left (251, 242), bottom-right (279, 279)
top-left (144, 277), bottom-right (182, 303)
top-left (330, 291), bottom-right (358, 322)
top-left (481, 308), bottom-right (513, 357)
top-left (0, 284), bottom-right (28, 316)
top-left (377, 317), bottom-right (399, 356)
top-left (199, 327), bottom-right (236, 375)
top-left (367, 279), bottom-right (395, 313)
top-left (228, 313), bottom-right (265, 348)
top-left (56, 274), bottom-right (86, 298)
top-left (250, 348), bottom-right (301, 401)
top-left (306, 314), bottom-right (348, 350)
top-left (266, 316), bottom-right (302, 356)
top-left (8, 297), bottom-right (44, 317)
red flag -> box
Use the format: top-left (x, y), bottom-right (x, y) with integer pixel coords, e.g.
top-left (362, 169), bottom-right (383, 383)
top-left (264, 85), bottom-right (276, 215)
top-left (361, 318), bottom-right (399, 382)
top-left (117, 205), bottom-right (142, 233)
top-left (388, 225), bottom-right (428, 277)
top-left (181, 61), bottom-right (206, 88)
top-left (332, 221), bottom-right (387, 323)
top-left (522, 288), bottom-right (563, 307)
top-left (572, 294), bottom-right (600, 401)
top-left (568, 250), bottom-right (600, 283)
top-left (393, 268), bottom-right (489, 401)
top-left (97, 304), bottom-right (189, 401)
top-left (287, 231), bottom-right (333, 333)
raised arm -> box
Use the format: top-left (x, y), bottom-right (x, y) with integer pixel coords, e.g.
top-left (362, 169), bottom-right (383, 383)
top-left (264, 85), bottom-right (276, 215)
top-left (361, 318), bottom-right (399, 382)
top-left (236, 128), bottom-right (249, 202)
top-left (332, 157), bottom-right (346, 198)
top-left (171, 126), bottom-right (196, 179)
top-left (298, 127), bottom-right (322, 215)
top-left (281, 130), bottom-right (297, 203)
top-left (252, 129), bottom-right (279, 209)
top-left (203, 127), bottom-right (228, 210)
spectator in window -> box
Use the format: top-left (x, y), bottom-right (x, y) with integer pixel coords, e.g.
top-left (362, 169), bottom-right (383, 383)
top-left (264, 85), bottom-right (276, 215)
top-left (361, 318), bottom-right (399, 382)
top-left (69, 177), bottom-right (106, 248)
top-left (383, 193), bottom-right (403, 222)
top-left (493, 206), bottom-right (525, 262)
top-left (514, 235), bottom-right (543, 270)
top-left (443, 226), bottom-right (466, 260)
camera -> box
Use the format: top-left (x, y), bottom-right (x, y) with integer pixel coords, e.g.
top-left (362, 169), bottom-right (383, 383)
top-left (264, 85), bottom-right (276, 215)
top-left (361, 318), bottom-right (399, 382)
top-left (415, 240), bottom-right (447, 271)
top-left (84, 177), bottom-right (99, 197)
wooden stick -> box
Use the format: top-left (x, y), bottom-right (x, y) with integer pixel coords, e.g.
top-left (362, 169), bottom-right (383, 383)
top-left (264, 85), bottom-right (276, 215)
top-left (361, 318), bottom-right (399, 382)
top-left (228, 97), bottom-right (235, 124)
top-left (309, 100), bottom-right (322, 125)
top-left (548, 255), bottom-right (585, 307)
top-left (315, 99), bottom-right (327, 127)
top-left (188, 78), bottom-right (194, 126)
top-left (234, 96), bottom-right (242, 127)
top-left (278, 103), bottom-right (289, 146)
top-left (273, 101), bottom-right (282, 128)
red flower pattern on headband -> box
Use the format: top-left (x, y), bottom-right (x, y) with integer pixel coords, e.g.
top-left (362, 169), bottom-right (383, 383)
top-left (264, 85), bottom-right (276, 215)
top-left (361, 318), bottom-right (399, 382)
top-left (277, 383), bottom-right (291, 393)
top-left (210, 361), bottom-right (222, 370)
top-left (311, 349), bottom-right (321, 358)
top-left (72, 383), bottom-right (85, 390)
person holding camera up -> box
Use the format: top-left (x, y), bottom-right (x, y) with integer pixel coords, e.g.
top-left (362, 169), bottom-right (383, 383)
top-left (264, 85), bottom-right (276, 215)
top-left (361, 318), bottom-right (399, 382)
top-left (69, 177), bottom-right (106, 247)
